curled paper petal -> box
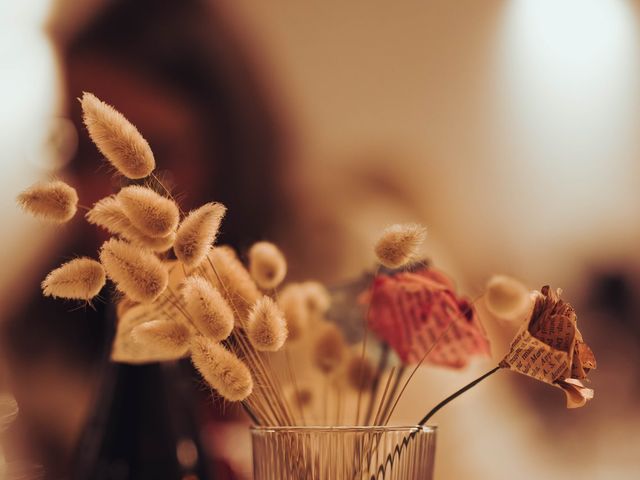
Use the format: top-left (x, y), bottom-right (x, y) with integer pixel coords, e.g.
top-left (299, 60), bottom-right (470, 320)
top-left (364, 267), bottom-right (491, 368)
top-left (557, 378), bottom-right (594, 409)
top-left (500, 286), bottom-right (596, 408)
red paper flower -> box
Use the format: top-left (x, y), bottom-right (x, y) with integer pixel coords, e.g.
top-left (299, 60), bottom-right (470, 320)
top-left (363, 267), bottom-right (491, 368)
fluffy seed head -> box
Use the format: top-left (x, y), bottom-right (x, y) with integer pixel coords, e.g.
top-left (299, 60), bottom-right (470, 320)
top-left (87, 196), bottom-right (175, 251)
top-left (313, 322), bottom-right (347, 374)
top-left (302, 281), bottom-right (331, 316)
top-left (248, 241), bottom-right (287, 290)
top-left (182, 276), bottom-right (234, 341)
top-left (42, 257), bottom-right (106, 300)
top-left (485, 274), bottom-right (531, 320)
top-left (99, 238), bottom-right (168, 303)
top-left (206, 247), bottom-right (261, 320)
top-left (131, 320), bottom-right (191, 357)
top-left (174, 203), bottom-right (226, 267)
top-left (247, 296), bottom-right (288, 351)
top-left (17, 180), bottom-right (78, 223)
top-left (190, 337), bottom-right (253, 401)
top-left (346, 355), bottom-right (375, 391)
top-left (374, 223), bottom-right (427, 268)
top-left (288, 386), bottom-right (313, 409)
top-left (277, 284), bottom-right (310, 342)
top-left (81, 92), bottom-right (155, 179)
top-left (117, 186), bottom-right (179, 237)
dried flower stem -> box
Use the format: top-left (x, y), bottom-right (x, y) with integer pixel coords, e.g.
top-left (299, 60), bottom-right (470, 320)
top-left (284, 348), bottom-right (306, 425)
top-left (241, 401), bottom-right (261, 425)
top-left (418, 365), bottom-right (501, 426)
top-left (362, 343), bottom-right (390, 425)
top-left (205, 257), bottom-right (294, 425)
top-left (355, 265), bottom-right (380, 425)
top-left (382, 293), bottom-right (483, 425)
top-left (372, 366), bottom-right (397, 426)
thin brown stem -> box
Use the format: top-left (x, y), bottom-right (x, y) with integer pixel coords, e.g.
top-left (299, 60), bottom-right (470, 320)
top-left (382, 294), bottom-right (483, 425)
top-left (355, 265), bottom-right (381, 425)
top-left (372, 366), bottom-right (396, 426)
top-left (363, 343), bottom-right (390, 425)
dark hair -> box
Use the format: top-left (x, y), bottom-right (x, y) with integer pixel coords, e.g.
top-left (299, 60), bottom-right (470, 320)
top-left (5, 1), bottom-right (289, 477)
top-left (65, 0), bottom-right (289, 249)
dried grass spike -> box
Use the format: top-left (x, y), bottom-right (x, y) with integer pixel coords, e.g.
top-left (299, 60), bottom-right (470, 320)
top-left (174, 203), bottom-right (226, 267)
top-left (99, 238), bottom-right (168, 303)
top-left (248, 241), bottom-right (287, 290)
top-left (87, 196), bottom-right (175, 252)
top-left (247, 296), bottom-right (288, 351)
top-left (17, 180), bottom-right (78, 223)
top-left (118, 186), bottom-right (179, 237)
top-left (485, 274), bottom-right (531, 320)
top-left (131, 320), bottom-right (190, 357)
top-left (207, 247), bottom-right (261, 319)
top-left (182, 276), bottom-right (234, 341)
top-left (190, 337), bottom-right (253, 401)
top-left (302, 281), bottom-right (331, 315)
top-left (346, 355), bottom-right (375, 391)
top-left (288, 386), bottom-right (314, 409)
top-left (277, 284), bottom-right (309, 342)
top-left (135, 232), bottom-right (175, 252)
top-left (86, 196), bottom-right (131, 232)
top-left (374, 223), bottom-right (427, 268)
top-left (313, 322), bottom-right (347, 374)
top-left (81, 92), bottom-right (155, 179)
top-left (42, 257), bottom-right (106, 300)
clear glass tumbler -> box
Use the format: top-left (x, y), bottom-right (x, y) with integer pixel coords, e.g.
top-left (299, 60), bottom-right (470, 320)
top-left (251, 425), bottom-right (436, 480)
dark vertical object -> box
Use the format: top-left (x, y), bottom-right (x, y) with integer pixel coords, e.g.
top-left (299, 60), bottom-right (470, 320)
top-left (73, 361), bottom-right (212, 480)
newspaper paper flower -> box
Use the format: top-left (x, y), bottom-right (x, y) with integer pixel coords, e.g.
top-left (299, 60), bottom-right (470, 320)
top-left (364, 267), bottom-right (491, 368)
top-left (499, 286), bottom-right (597, 408)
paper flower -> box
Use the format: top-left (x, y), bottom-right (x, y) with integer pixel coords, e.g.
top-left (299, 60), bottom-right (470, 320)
top-left (499, 286), bottom-right (597, 408)
top-left (364, 267), bottom-right (491, 368)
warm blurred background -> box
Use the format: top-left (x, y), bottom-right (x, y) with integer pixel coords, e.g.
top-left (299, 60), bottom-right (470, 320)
top-left (1, 0), bottom-right (639, 478)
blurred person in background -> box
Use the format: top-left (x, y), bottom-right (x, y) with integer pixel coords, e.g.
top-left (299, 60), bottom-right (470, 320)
top-left (2, 0), bottom-right (288, 478)
top-left (3, 0), bottom-right (640, 479)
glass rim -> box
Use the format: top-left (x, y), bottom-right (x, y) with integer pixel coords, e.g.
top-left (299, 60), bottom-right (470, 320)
top-left (250, 425), bottom-right (437, 434)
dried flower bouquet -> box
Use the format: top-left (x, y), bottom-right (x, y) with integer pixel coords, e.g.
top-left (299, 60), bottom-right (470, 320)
top-left (17, 93), bottom-right (596, 477)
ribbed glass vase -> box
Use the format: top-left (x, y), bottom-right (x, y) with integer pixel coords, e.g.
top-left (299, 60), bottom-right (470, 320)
top-left (251, 425), bottom-right (436, 480)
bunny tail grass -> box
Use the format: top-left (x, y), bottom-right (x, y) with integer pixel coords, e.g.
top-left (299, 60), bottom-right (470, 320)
top-left (99, 238), bottom-right (168, 303)
top-left (174, 202), bottom-right (226, 267)
top-left (485, 275), bottom-right (531, 320)
top-left (277, 284), bottom-right (310, 342)
top-left (181, 276), bottom-right (234, 341)
top-left (374, 223), bottom-right (426, 268)
top-left (81, 92), bottom-right (155, 179)
top-left (190, 337), bottom-right (253, 402)
top-left (42, 257), bottom-right (106, 300)
top-left (17, 180), bottom-right (78, 223)
top-left (312, 322), bottom-right (347, 375)
top-left (247, 296), bottom-right (288, 351)
top-left (248, 241), bottom-right (287, 290)
top-left (117, 185), bottom-right (179, 238)
top-left (87, 196), bottom-right (175, 252)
